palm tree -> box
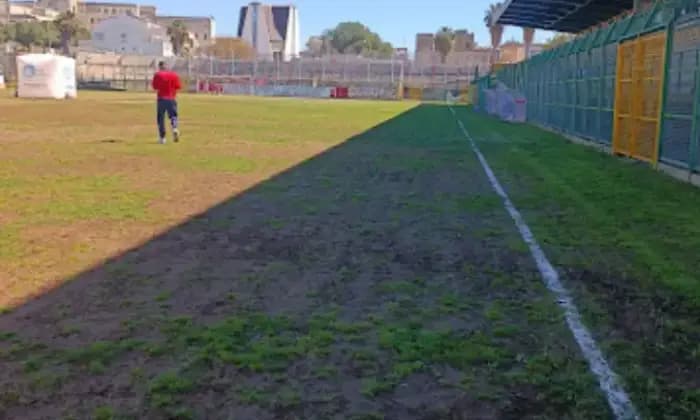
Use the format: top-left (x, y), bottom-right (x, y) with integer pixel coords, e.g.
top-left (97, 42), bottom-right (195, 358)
top-left (54, 11), bottom-right (86, 56)
top-left (484, 2), bottom-right (505, 66)
top-left (523, 27), bottom-right (535, 59)
top-left (434, 26), bottom-right (455, 64)
top-left (167, 20), bottom-right (192, 56)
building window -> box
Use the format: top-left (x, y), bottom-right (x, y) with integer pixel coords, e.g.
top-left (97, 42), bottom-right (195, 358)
top-left (203, 34), bottom-right (208, 40)
top-left (194, 33), bottom-right (199, 40)
top-left (90, 18), bottom-right (94, 23)
top-left (112, 8), bottom-right (117, 14)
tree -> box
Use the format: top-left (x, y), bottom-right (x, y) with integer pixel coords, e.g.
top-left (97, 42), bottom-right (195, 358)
top-left (522, 27), bottom-right (535, 59)
top-left (54, 11), bottom-right (88, 55)
top-left (320, 22), bottom-right (393, 58)
top-left (167, 20), bottom-right (192, 56)
top-left (484, 2), bottom-right (505, 65)
top-left (434, 26), bottom-right (454, 64)
top-left (543, 33), bottom-right (574, 50)
top-left (305, 36), bottom-right (326, 57)
top-left (11, 21), bottom-right (48, 50)
top-left (201, 37), bottom-right (255, 60)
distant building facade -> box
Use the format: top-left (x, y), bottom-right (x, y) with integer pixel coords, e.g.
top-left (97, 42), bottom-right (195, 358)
top-left (414, 31), bottom-right (491, 73)
top-left (499, 40), bottom-right (544, 63)
top-left (1, 1), bottom-right (215, 52)
top-left (237, 2), bottom-right (300, 61)
top-left (88, 14), bottom-right (172, 55)
top-left (155, 15), bottom-right (215, 48)
top-left (2, 0), bottom-right (63, 22)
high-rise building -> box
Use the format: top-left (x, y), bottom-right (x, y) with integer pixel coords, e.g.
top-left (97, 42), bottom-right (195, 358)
top-left (238, 2), bottom-right (300, 61)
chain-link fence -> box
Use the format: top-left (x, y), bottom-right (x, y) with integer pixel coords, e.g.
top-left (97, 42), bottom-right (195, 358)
top-left (661, 12), bottom-right (700, 171)
top-left (73, 53), bottom-right (477, 99)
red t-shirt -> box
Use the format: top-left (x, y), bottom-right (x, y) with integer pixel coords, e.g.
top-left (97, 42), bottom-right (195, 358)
top-left (152, 70), bottom-right (181, 99)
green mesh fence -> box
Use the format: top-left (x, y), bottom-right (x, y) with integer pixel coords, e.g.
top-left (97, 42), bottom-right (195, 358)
top-left (660, 10), bottom-right (700, 171)
top-left (495, 2), bottom-right (676, 146)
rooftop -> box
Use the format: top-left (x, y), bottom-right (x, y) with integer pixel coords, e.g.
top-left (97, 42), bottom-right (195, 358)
top-left (494, 0), bottom-right (633, 33)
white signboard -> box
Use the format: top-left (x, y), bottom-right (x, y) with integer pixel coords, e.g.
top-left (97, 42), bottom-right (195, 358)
top-left (16, 54), bottom-right (77, 99)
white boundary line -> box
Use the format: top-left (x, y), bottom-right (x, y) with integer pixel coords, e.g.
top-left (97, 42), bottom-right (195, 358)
top-left (448, 106), bottom-right (639, 420)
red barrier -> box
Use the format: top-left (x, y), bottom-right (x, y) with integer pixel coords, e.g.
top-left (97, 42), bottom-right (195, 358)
top-left (331, 86), bottom-right (349, 99)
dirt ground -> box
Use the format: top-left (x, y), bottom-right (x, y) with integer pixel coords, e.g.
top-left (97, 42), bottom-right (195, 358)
top-left (0, 100), bottom-right (610, 419)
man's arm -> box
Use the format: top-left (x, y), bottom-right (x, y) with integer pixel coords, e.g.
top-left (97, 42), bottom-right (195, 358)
top-left (151, 73), bottom-right (160, 91)
top-left (173, 73), bottom-right (182, 91)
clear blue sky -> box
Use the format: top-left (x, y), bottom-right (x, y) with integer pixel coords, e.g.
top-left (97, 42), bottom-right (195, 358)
top-left (151, 0), bottom-right (553, 50)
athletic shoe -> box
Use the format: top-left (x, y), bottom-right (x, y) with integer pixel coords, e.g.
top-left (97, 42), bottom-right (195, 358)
top-left (173, 129), bottom-right (180, 143)
top-left (159, 137), bottom-right (167, 144)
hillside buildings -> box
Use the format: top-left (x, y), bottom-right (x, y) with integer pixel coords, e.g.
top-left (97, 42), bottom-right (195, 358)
top-left (414, 30), bottom-right (492, 73)
top-left (498, 40), bottom-right (544, 64)
top-left (89, 14), bottom-right (172, 55)
top-left (0, 0), bottom-right (215, 52)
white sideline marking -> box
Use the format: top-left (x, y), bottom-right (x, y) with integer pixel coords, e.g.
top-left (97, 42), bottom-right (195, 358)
top-left (448, 106), bottom-right (639, 420)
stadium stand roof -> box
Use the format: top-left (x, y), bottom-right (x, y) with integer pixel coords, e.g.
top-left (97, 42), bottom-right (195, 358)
top-left (494, 0), bottom-right (634, 33)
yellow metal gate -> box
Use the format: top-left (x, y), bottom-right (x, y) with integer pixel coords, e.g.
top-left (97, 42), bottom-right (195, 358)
top-left (612, 32), bottom-right (667, 163)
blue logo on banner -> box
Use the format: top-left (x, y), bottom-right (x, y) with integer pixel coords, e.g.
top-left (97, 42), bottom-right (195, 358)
top-left (23, 64), bottom-right (36, 78)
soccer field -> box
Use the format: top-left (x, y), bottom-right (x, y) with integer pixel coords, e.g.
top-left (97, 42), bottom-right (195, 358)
top-left (1, 93), bottom-right (699, 419)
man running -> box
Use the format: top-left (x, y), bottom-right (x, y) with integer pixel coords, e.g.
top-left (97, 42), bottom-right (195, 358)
top-left (152, 61), bottom-right (181, 144)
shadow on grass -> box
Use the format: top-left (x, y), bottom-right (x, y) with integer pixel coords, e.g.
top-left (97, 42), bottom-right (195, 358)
top-left (0, 104), bottom-right (610, 419)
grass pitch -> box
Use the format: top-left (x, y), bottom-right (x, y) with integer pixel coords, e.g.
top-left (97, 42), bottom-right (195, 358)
top-left (0, 92), bottom-right (698, 419)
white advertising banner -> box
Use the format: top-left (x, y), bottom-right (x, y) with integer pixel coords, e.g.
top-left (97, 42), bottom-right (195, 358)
top-left (16, 54), bottom-right (77, 99)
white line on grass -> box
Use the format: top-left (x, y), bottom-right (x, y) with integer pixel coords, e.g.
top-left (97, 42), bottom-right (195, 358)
top-left (448, 106), bottom-right (639, 420)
